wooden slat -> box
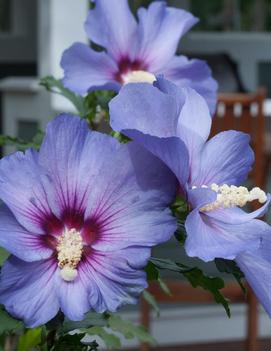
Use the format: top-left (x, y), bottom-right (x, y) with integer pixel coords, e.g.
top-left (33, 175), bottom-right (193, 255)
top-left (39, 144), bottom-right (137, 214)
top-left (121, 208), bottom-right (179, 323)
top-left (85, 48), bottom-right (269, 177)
top-left (148, 281), bottom-right (244, 304)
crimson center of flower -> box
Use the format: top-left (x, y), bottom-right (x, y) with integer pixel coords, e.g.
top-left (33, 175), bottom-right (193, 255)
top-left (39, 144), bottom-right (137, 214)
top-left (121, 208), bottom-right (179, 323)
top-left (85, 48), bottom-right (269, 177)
top-left (56, 228), bottom-right (83, 282)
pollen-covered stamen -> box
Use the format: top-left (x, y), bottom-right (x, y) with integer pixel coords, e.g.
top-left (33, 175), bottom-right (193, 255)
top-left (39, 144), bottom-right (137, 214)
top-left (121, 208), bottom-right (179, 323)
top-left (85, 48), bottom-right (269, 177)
top-left (56, 228), bottom-right (83, 282)
top-left (122, 70), bottom-right (156, 85)
top-left (194, 183), bottom-right (267, 212)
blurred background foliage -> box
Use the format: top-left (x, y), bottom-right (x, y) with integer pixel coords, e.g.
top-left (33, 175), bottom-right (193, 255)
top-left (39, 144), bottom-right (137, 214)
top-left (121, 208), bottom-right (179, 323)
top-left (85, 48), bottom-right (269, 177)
top-left (129, 0), bottom-right (271, 32)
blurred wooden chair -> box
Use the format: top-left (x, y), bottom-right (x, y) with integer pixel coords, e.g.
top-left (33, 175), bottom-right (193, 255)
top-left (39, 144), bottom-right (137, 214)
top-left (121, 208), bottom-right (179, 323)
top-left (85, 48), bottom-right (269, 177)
top-left (140, 88), bottom-right (267, 351)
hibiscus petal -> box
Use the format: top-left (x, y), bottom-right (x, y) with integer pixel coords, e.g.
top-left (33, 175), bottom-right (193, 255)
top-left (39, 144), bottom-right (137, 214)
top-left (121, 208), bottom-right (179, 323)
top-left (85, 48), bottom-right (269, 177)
top-left (0, 149), bottom-right (58, 234)
top-left (80, 248), bottom-right (148, 312)
top-left (83, 140), bottom-right (177, 251)
top-left (85, 0), bottom-right (138, 61)
top-left (55, 269), bottom-right (90, 321)
top-left (0, 206), bottom-right (53, 262)
top-left (61, 43), bottom-right (120, 94)
top-left (137, 2), bottom-right (198, 71)
top-left (191, 130), bottom-right (254, 187)
top-left (185, 208), bottom-right (267, 261)
top-left (39, 114), bottom-right (92, 216)
top-left (118, 130), bottom-right (189, 187)
top-left (236, 250), bottom-right (271, 318)
top-left (175, 87), bottom-right (212, 170)
top-left (0, 257), bottom-right (59, 327)
top-left (161, 55), bottom-right (218, 114)
top-left (110, 82), bottom-right (182, 138)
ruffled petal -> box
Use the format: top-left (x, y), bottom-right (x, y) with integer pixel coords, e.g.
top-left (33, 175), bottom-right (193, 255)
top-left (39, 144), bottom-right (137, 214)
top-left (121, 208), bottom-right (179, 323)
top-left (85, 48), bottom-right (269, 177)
top-left (160, 55), bottom-right (218, 114)
top-left (191, 130), bottom-right (254, 187)
top-left (40, 115), bottom-right (176, 248)
top-left (61, 43), bottom-right (120, 94)
top-left (39, 114), bottom-right (91, 217)
top-left (0, 257), bottom-right (59, 327)
top-left (137, 2), bottom-right (198, 71)
top-left (175, 87), bottom-right (212, 170)
top-left (185, 207), bottom-right (267, 261)
top-left (119, 130), bottom-right (189, 187)
top-left (236, 250), bottom-right (271, 317)
top-left (55, 269), bottom-right (90, 321)
top-left (85, 0), bottom-right (138, 61)
top-left (153, 79), bottom-right (212, 146)
top-left (80, 248), bottom-right (148, 312)
top-left (0, 149), bottom-right (58, 234)
top-left (84, 141), bottom-right (177, 251)
top-left (110, 82), bottom-right (183, 138)
top-left (0, 205), bottom-right (53, 262)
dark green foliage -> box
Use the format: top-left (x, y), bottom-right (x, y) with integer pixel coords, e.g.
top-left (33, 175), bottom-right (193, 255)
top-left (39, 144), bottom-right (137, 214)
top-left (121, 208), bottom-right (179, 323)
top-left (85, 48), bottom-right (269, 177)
top-left (215, 258), bottom-right (246, 293)
top-left (149, 258), bottom-right (231, 317)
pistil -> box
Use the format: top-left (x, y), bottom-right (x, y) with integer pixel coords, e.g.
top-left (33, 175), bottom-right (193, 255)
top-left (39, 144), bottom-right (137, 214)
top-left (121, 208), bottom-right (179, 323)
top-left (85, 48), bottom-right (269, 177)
top-left (122, 70), bottom-right (156, 85)
top-left (192, 183), bottom-right (267, 212)
top-left (56, 228), bottom-right (83, 282)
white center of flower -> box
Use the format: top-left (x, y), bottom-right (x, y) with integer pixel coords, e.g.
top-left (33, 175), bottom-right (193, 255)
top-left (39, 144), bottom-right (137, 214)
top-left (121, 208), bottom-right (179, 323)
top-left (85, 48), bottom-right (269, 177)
top-left (192, 183), bottom-right (267, 212)
top-left (56, 228), bottom-right (83, 282)
top-left (122, 70), bottom-right (156, 85)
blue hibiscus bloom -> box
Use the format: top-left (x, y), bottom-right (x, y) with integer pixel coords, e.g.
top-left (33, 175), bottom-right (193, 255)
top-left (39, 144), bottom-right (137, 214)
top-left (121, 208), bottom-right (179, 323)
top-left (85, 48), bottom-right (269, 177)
top-left (109, 78), bottom-right (271, 262)
top-left (0, 114), bottom-right (176, 327)
top-left (61, 0), bottom-right (217, 114)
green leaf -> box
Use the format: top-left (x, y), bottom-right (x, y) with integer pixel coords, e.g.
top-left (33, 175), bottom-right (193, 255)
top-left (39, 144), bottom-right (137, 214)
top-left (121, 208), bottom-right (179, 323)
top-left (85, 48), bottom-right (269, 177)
top-left (108, 315), bottom-right (156, 345)
top-left (150, 258), bottom-right (231, 317)
top-left (0, 307), bottom-right (22, 335)
top-left (0, 130), bottom-right (44, 151)
top-left (157, 277), bottom-right (171, 296)
top-left (63, 312), bottom-right (108, 333)
top-left (150, 258), bottom-right (193, 274)
top-left (145, 263), bottom-right (170, 295)
top-left (170, 196), bottom-right (189, 221)
top-left (215, 258), bottom-right (246, 293)
top-left (143, 291), bottom-right (160, 317)
top-left (52, 333), bottom-right (94, 351)
top-left (87, 327), bottom-right (121, 349)
top-left (183, 267), bottom-right (231, 317)
top-left (0, 248), bottom-right (9, 266)
top-left (40, 76), bottom-right (88, 117)
top-left (18, 328), bottom-right (42, 351)
top-left (145, 261), bottom-right (159, 281)
top-left (110, 131), bottom-right (131, 144)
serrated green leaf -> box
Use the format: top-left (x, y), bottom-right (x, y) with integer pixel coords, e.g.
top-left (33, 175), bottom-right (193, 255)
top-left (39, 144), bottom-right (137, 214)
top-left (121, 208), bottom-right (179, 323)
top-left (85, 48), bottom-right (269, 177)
top-left (63, 312), bottom-right (108, 333)
top-left (108, 315), bottom-right (156, 345)
top-left (215, 258), bottom-right (246, 294)
top-left (150, 258), bottom-right (193, 274)
top-left (52, 333), bottom-right (92, 351)
top-left (183, 267), bottom-right (231, 317)
top-left (40, 76), bottom-right (88, 118)
top-left (18, 328), bottom-right (42, 351)
top-left (87, 326), bottom-right (121, 349)
top-left (150, 258), bottom-right (231, 317)
top-left (145, 261), bottom-right (159, 281)
top-left (0, 307), bottom-right (22, 335)
top-left (143, 290), bottom-right (160, 316)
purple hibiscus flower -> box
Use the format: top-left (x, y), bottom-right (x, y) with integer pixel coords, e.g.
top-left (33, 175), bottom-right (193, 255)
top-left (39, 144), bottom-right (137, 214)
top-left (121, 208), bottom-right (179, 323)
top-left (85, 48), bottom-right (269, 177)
top-left (109, 78), bottom-right (271, 262)
top-left (61, 0), bottom-right (218, 114)
top-left (0, 114), bottom-right (177, 327)
top-left (236, 235), bottom-right (271, 317)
